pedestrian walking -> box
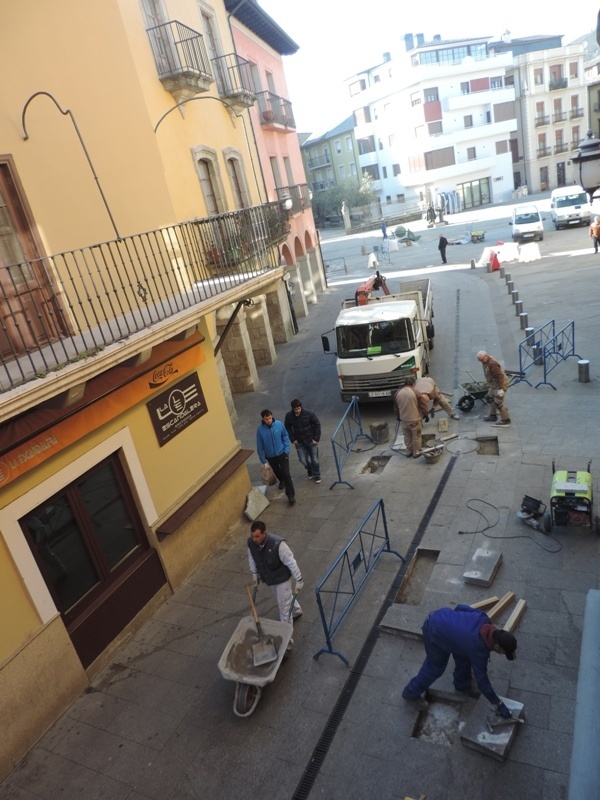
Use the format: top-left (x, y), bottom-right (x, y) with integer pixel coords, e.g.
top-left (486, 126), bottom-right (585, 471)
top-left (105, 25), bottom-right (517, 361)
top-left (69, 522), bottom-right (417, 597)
top-left (589, 216), bottom-right (600, 253)
top-left (477, 351), bottom-right (511, 426)
top-left (381, 219), bottom-right (388, 239)
top-left (438, 233), bottom-right (448, 264)
top-left (402, 604), bottom-right (517, 714)
top-left (248, 520), bottom-right (303, 630)
top-left (415, 376), bottom-right (460, 420)
top-left (393, 376), bottom-right (424, 458)
top-left (284, 399), bottom-right (321, 484)
top-left (256, 409), bottom-right (296, 504)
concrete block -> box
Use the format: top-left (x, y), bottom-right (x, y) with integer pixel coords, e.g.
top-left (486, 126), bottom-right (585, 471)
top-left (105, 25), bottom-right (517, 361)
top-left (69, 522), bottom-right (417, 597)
top-left (244, 486), bottom-right (270, 521)
top-left (463, 547), bottom-right (503, 587)
top-left (379, 604), bottom-right (425, 640)
top-left (460, 696), bottom-right (525, 761)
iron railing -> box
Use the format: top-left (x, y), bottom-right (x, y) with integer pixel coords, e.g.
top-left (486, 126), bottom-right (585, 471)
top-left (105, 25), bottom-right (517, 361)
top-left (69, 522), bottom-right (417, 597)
top-left (210, 53), bottom-right (255, 103)
top-left (306, 153), bottom-right (331, 169)
top-left (146, 20), bottom-right (212, 84)
top-left (0, 203), bottom-right (289, 393)
top-left (553, 111), bottom-right (567, 122)
top-left (256, 90), bottom-right (295, 128)
top-left (534, 115), bottom-right (550, 127)
top-left (537, 146), bottom-right (552, 158)
top-left (549, 78), bottom-right (568, 91)
top-left (276, 184), bottom-right (312, 214)
top-left (570, 107), bottom-right (584, 119)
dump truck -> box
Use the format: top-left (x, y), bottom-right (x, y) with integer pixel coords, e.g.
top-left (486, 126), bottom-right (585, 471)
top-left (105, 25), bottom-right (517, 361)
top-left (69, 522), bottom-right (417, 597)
top-left (321, 273), bottom-right (434, 402)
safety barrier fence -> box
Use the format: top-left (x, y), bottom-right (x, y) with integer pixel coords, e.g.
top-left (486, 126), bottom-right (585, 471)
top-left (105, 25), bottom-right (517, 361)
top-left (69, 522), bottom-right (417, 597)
top-left (329, 396), bottom-right (372, 489)
top-left (324, 257), bottom-right (348, 276)
top-left (313, 498), bottom-right (404, 666)
top-left (517, 319), bottom-right (579, 389)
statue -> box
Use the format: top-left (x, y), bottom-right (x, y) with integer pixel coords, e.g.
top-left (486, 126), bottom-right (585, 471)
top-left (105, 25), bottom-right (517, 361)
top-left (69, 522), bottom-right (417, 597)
top-left (341, 201), bottom-right (351, 231)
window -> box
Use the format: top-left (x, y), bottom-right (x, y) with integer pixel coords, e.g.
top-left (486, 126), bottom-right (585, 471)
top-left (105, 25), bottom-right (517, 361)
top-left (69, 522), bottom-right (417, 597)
top-left (495, 140), bottom-right (509, 154)
top-left (338, 165), bottom-right (345, 179)
top-left (373, 74), bottom-right (381, 83)
top-left (536, 101), bottom-right (545, 116)
top-left (464, 115), bottom-right (473, 128)
top-left (270, 155), bottom-right (282, 188)
top-left (490, 76), bottom-right (503, 89)
top-left (386, 195), bottom-right (391, 203)
top-left (493, 101), bottom-right (516, 122)
top-left (334, 139), bottom-right (342, 154)
top-left (393, 163), bottom-right (401, 176)
top-left (467, 147), bottom-right (476, 161)
top-left (424, 87), bottom-right (439, 103)
top-left (378, 138), bottom-right (383, 149)
top-left (350, 163), bottom-right (357, 176)
top-left (571, 94), bottom-right (579, 109)
top-left (534, 68), bottom-right (543, 85)
top-left (382, 166), bottom-right (388, 179)
top-left (410, 91), bottom-right (421, 107)
top-left (486, 111), bottom-right (491, 123)
top-left (354, 106), bottom-right (372, 125)
top-left (362, 165), bottom-right (380, 181)
top-left (457, 177), bottom-right (491, 209)
top-left (397, 194), bottom-right (405, 203)
top-left (423, 147), bottom-right (455, 170)
top-left (225, 155), bottom-right (247, 209)
top-left (197, 158), bottom-right (220, 215)
top-left (345, 136), bottom-right (353, 151)
top-left (572, 125), bottom-right (581, 147)
top-left (283, 156), bottom-right (294, 187)
top-left (570, 62), bottom-right (578, 78)
top-left (428, 121), bottom-right (443, 135)
top-left (349, 79), bottom-right (366, 96)
top-left (461, 81), bottom-right (470, 95)
top-left (357, 136), bottom-right (376, 155)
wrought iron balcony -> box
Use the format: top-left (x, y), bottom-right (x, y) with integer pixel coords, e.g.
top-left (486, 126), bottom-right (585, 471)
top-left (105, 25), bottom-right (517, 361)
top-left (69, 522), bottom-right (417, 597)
top-left (146, 21), bottom-right (213, 101)
top-left (537, 146), bottom-right (552, 158)
top-left (256, 91), bottom-right (296, 130)
top-left (554, 143), bottom-right (570, 154)
top-left (548, 77), bottom-right (568, 91)
top-left (0, 203), bottom-right (290, 393)
top-left (306, 154), bottom-right (331, 169)
top-left (276, 184), bottom-right (312, 214)
top-left (553, 111), bottom-right (567, 123)
top-left (311, 179), bottom-right (336, 191)
top-left (210, 53), bottom-right (255, 109)
top-left (534, 115), bottom-right (550, 127)
top-left (570, 107), bottom-right (584, 119)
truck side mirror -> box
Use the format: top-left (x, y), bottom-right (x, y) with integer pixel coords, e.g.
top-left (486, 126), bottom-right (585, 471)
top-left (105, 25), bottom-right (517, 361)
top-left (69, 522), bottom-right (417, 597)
top-left (321, 334), bottom-right (331, 353)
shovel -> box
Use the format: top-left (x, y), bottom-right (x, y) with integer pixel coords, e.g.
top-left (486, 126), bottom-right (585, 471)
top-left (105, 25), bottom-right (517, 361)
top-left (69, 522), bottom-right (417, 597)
top-left (246, 585), bottom-right (278, 667)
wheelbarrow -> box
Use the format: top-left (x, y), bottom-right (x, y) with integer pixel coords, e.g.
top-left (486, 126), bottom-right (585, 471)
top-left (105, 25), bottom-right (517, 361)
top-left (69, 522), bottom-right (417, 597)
top-left (218, 591), bottom-right (295, 717)
top-left (456, 379), bottom-right (491, 412)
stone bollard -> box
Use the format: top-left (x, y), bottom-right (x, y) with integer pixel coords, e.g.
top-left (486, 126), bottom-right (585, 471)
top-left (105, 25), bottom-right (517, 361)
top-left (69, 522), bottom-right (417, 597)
top-left (470, 258), bottom-right (476, 269)
top-left (487, 261), bottom-right (493, 273)
top-left (519, 312), bottom-right (529, 330)
top-left (511, 290), bottom-right (519, 304)
top-left (533, 345), bottom-right (543, 365)
top-left (515, 300), bottom-right (523, 315)
top-left (507, 280), bottom-right (514, 294)
top-left (578, 360), bottom-right (590, 383)
top-left (525, 327), bottom-right (535, 346)
top-left (504, 272), bottom-right (512, 284)
top-left (500, 266), bottom-right (505, 278)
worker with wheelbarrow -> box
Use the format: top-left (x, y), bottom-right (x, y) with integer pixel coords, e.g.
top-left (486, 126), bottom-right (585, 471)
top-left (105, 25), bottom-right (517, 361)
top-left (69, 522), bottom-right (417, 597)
top-left (477, 351), bottom-right (511, 427)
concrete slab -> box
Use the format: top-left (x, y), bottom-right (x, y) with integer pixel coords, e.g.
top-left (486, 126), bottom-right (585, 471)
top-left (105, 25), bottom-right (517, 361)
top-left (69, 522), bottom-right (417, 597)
top-left (463, 546), bottom-right (503, 587)
top-left (379, 604), bottom-right (425, 639)
top-left (244, 486), bottom-right (269, 520)
top-left (460, 696), bottom-right (525, 761)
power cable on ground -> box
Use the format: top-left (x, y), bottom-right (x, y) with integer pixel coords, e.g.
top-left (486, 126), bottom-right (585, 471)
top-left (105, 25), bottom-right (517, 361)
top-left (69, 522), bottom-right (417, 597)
top-left (458, 498), bottom-right (563, 553)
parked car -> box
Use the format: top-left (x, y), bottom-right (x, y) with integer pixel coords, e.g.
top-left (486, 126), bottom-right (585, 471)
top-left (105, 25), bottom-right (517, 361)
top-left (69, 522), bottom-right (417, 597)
top-left (510, 204), bottom-right (544, 242)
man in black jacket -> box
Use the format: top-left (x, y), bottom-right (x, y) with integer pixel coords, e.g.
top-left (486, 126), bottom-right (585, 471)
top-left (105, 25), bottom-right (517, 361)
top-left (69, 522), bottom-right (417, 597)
top-left (284, 399), bottom-right (321, 484)
top-left (248, 520), bottom-right (303, 624)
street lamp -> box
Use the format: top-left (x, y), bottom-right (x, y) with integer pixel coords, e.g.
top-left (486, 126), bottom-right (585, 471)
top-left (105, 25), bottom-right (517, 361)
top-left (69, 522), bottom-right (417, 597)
top-left (571, 131), bottom-right (600, 202)
top-left (281, 196), bottom-right (293, 212)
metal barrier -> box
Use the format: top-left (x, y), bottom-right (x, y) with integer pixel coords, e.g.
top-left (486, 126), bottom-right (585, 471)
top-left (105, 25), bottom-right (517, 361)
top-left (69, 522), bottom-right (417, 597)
top-left (329, 396), bottom-right (372, 489)
top-left (314, 499), bottom-right (404, 665)
top-left (324, 257), bottom-right (348, 276)
top-left (517, 320), bottom-right (580, 389)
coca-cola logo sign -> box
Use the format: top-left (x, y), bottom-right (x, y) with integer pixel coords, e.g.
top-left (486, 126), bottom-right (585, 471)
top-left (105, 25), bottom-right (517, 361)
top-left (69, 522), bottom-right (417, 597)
top-left (149, 362), bottom-right (178, 389)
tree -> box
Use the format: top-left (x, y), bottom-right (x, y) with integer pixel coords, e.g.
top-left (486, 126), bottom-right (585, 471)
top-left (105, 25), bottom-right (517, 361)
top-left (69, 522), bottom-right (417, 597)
top-left (312, 174), bottom-right (377, 220)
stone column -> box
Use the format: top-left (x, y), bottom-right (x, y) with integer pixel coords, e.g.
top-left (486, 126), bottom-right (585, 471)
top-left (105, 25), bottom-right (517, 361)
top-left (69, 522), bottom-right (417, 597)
top-left (245, 294), bottom-right (276, 367)
top-left (266, 282), bottom-right (295, 344)
top-left (287, 262), bottom-right (308, 319)
top-left (215, 303), bottom-right (259, 393)
top-left (297, 254), bottom-right (316, 305)
top-left (307, 246), bottom-right (326, 293)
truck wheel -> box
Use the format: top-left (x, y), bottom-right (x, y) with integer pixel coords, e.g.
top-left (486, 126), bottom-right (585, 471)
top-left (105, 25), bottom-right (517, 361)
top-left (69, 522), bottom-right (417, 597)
top-left (457, 395), bottom-right (475, 412)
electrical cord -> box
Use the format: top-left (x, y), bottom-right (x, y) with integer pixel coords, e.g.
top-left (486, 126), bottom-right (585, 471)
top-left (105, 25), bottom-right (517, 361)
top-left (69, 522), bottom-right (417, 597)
top-left (458, 498), bottom-right (563, 553)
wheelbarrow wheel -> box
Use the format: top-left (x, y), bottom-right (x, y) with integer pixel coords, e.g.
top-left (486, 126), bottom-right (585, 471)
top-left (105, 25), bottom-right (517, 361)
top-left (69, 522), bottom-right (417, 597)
top-left (234, 682), bottom-right (262, 717)
top-left (457, 395), bottom-right (475, 413)
top-left (543, 511), bottom-right (552, 533)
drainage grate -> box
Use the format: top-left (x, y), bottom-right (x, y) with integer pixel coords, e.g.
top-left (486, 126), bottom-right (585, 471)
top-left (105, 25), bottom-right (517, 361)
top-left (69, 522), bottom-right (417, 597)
top-left (476, 436), bottom-right (499, 455)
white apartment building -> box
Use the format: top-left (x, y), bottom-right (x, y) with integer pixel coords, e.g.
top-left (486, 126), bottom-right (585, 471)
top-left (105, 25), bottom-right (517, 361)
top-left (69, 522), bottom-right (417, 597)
top-left (506, 43), bottom-right (589, 192)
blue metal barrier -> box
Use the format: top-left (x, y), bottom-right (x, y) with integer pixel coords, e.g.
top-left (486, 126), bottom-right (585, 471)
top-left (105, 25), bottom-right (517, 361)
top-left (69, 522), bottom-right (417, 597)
top-left (314, 499), bottom-right (404, 666)
top-left (517, 320), bottom-right (580, 389)
top-left (325, 257), bottom-right (348, 275)
top-left (329, 396), bottom-right (372, 489)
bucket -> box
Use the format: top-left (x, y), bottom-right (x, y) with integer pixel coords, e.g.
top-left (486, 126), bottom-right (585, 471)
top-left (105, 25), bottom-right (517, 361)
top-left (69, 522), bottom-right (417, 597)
top-left (422, 439), bottom-right (445, 464)
top-left (369, 422), bottom-right (389, 444)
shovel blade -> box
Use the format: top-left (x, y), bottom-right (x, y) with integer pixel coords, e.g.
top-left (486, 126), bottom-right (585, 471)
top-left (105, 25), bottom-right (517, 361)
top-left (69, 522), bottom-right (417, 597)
top-left (252, 638), bottom-right (278, 666)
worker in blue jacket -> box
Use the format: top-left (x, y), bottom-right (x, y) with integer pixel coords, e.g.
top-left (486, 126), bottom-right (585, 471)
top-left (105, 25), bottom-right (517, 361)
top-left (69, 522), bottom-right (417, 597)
top-left (256, 409), bottom-right (296, 505)
top-left (402, 604), bottom-right (517, 716)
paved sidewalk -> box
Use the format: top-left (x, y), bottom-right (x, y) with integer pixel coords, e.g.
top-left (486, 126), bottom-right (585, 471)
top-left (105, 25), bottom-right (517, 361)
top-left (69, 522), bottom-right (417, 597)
top-left (2, 224), bottom-right (599, 800)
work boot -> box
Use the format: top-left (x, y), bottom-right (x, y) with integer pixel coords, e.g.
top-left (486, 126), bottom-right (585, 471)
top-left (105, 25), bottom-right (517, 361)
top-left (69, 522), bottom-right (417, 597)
top-left (455, 685), bottom-right (481, 699)
top-left (403, 695), bottom-right (429, 712)
top-left (314, 477), bottom-right (321, 484)
top-left (450, 413), bottom-right (460, 420)
top-left (405, 451), bottom-right (413, 458)
top-left (494, 419), bottom-right (511, 427)
top-left (278, 481), bottom-right (285, 490)
top-left (483, 415), bottom-right (497, 422)
top-left (413, 450), bottom-right (422, 458)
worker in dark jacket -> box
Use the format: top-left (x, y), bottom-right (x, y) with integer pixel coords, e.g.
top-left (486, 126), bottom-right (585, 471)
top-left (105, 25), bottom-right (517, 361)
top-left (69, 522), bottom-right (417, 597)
top-left (248, 520), bottom-right (303, 625)
top-left (438, 233), bottom-right (448, 264)
top-left (402, 604), bottom-right (517, 715)
top-left (284, 399), bottom-right (321, 484)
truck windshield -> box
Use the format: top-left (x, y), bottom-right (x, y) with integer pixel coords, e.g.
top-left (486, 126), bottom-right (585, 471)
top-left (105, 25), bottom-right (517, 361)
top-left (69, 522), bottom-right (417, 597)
top-left (556, 193), bottom-right (587, 207)
top-left (337, 319), bottom-right (414, 358)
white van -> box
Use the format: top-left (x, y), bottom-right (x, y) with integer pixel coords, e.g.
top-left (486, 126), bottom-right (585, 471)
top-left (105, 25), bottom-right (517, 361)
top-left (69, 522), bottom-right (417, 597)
top-left (510, 204), bottom-right (544, 243)
top-left (550, 186), bottom-right (591, 229)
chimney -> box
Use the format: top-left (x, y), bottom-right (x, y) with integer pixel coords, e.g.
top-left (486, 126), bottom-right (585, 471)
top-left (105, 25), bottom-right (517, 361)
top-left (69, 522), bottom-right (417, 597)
top-left (433, 34), bottom-right (441, 43)
top-left (416, 33), bottom-right (425, 46)
top-left (383, 52), bottom-right (391, 62)
top-left (404, 33), bottom-right (414, 51)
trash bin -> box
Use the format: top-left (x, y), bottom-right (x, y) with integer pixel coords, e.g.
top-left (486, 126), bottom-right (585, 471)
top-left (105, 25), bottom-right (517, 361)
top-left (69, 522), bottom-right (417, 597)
top-left (369, 422), bottom-right (389, 444)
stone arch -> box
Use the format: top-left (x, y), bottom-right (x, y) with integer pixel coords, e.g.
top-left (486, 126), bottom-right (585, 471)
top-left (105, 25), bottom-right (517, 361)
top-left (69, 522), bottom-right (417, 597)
top-left (280, 243), bottom-right (293, 266)
top-left (293, 236), bottom-right (304, 258)
top-left (304, 229), bottom-right (315, 250)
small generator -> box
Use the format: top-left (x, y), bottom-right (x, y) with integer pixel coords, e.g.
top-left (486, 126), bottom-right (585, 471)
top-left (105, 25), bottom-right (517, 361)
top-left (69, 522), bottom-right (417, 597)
top-left (543, 460), bottom-right (599, 534)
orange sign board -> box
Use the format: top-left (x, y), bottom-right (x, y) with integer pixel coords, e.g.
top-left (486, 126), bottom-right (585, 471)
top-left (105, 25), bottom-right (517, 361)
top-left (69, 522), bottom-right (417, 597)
top-left (0, 344), bottom-right (205, 488)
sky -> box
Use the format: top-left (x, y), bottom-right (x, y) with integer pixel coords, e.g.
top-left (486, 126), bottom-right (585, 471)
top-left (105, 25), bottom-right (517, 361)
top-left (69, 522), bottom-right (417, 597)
top-left (258, 0), bottom-right (599, 136)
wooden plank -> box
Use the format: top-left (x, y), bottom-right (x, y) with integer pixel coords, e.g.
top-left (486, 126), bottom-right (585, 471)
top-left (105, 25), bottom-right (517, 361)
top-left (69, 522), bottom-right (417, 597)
top-left (470, 596), bottom-right (499, 610)
top-left (487, 591), bottom-right (515, 620)
top-left (503, 599), bottom-right (527, 632)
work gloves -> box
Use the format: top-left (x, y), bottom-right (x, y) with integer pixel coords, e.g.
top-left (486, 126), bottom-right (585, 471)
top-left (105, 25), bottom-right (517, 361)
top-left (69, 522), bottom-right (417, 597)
top-left (295, 579), bottom-right (304, 592)
top-left (497, 701), bottom-right (512, 720)
top-left (252, 574), bottom-right (260, 586)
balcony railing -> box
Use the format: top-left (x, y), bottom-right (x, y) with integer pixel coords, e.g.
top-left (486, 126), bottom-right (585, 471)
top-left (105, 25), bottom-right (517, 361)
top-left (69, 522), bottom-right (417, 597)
top-left (0, 203), bottom-right (290, 393)
top-left (276, 184), bottom-right (312, 214)
top-left (210, 53), bottom-right (255, 109)
top-left (537, 146), bottom-right (552, 158)
top-left (553, 111), bottom-right (567, 122)
top-left (146, 20), bottom-right (213, 98)
top-left (570, 107), bottom-right (584, 119)
top-left (256, 91), bottom-right (296, 129)
top-left (312, 180), bottom-right (336, 191)
top-left (549, 77), bottom-right (568, 91)
top-left (554, 143), bottom-right (570, 154)
top-left (306, 154), bottom-right (331, 169)
top-left (535, 115), bottom-right (550, 127)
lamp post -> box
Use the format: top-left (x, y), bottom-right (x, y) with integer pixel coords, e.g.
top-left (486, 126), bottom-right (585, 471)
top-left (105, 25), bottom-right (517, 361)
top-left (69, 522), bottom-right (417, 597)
top-left (571, 131), bottom-right (600, 203)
